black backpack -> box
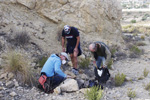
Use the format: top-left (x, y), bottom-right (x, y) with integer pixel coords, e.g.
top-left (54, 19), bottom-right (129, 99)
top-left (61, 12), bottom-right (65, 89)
top-left (95, 67), bottom-right (110, 83)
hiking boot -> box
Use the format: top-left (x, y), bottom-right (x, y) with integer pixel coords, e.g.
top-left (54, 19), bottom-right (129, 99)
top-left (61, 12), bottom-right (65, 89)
top-left (72, 68), bottom-right (79, 75)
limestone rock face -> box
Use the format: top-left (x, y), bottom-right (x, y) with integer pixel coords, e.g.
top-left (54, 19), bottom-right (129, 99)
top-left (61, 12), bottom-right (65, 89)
top-left (0, 0), bottom-right (122, 53)
top-left (17, 0), bottom-right (36, 9)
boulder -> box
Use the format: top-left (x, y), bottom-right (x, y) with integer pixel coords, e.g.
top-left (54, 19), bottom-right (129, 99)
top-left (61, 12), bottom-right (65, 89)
top-left (57, 0), bottom-right (68, 5)
top-left (60, 79), bottom-right (79, 92)
top-left (6, 81), bottom-right (15, 88)
top-left (10, 91), bottom-right (17, 97)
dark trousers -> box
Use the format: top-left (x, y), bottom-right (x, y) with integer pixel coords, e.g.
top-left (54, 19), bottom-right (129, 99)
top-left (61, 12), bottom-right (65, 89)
top-left (46, 74), bottom-right (65, 90)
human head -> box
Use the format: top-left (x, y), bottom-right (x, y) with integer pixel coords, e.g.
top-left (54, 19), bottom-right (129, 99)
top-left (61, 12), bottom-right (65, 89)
top-left (89, 43), bottom-right (97, 52)
top-left (64, 25), bottom-right (71, 34)
top-left (60, 52), bottom-right (69, 64)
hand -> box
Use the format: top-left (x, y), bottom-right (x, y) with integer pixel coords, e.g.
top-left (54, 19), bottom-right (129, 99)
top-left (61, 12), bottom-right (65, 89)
top-left (67, 75), bottom-right (72, 78)
top-left (62, 47), bottom-right (65, 52)
top-left (93, 61), bottom-right (96, 65)
top-left (102, 64), bottom-right (106, 68)
top-left (74, 48), bottom-right (78, 52)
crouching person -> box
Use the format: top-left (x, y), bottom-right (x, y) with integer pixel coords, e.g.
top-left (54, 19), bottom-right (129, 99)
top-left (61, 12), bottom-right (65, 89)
top-left (89, 41), bottom-right (111, 84)
top-left (38, 52), bottom-right (70, 93)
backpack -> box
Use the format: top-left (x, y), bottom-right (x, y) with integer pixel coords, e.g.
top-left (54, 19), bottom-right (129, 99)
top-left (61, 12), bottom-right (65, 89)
top-left (95, 67), bottom-right (110, 83)
top-left (38, 74), bottom-right (52, 93)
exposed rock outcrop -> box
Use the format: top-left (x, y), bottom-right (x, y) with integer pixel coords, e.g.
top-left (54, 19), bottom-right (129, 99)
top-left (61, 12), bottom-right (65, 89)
top-left (0, 0), bottom-right (122, 54)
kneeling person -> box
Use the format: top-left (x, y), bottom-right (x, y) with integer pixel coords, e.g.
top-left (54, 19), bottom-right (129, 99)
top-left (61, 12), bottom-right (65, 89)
top-left (40, 52), bottom-right (70, 92)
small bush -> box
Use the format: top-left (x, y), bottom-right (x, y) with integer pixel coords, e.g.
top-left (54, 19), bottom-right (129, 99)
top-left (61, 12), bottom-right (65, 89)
top-left (0, 41), bottom-right (2, 51)
top-left (131, 19), bottom-right (136, 23)
top-left (107, 58), bottom-right (113, 70)
top-left (85, 86), bottom-right (103, 100)
top-left (110, 44), bottom-right (120, 56)
top-left (144, 68), bottom-right (149, 77)
top-left (6, 51), bottom-right (35, 86)
top-left (79, 58), bottom-right (90, 69)
top-left (145, 82), bottom-right (150, 91)
top-left (138, 76), bottom-right (144, 80)
top-left (127, 89), bottom-right (136, 98)
top-left (122, 25), bottom-right (136, 33)
top-left (115, 72), bottom-right (126, 86)
top-left (136, 42), bottom-right (146, 46)
top-left (14, 32), bottom-right (30, 47)
top-left (130, 45), bottom-right (141, 54)
top-left (141, 35), bottom-right (145, 40)
top-left (38, 56), bottom-right (48, 68)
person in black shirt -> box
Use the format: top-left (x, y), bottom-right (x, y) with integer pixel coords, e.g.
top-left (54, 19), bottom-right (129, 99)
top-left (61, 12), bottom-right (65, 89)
top-left (62, 25), bottom-right (82, 75)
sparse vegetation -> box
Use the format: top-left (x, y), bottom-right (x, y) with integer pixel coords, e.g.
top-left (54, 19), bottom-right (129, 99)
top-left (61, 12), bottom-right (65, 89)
top-left (8, 32), bottom-right (30, 47)
top-left (131, 19), bottom-right (136, 23)
top-left (127, 89), bottom-right (136, 98)
top-left (38, 56), bottom-right (48, 68)
top-left (0, 41), bottom-right (2, 51)
top-left (79, 58), bottom-right (90, 69)
top-left (130, 45), bottom-right (141, 54)
top-left (6, 51), bottom-right (35, 86)
top-left (107, 58), bottom-right (113, 70)
top-left (138, 76), bottom-right (144, 80)
top-left (141, 35), bottom-right (145, 40)
top-left (85, 86), bottom-right (103, 100)
top-left (145, 82), bottom-right (150, 91)
top-left (14, 32), bottom-right (30, 46)
top-left (142, 14), bottom-right (150, 21)
top-left (110, 44), bottom-right (120, 57)
top-left (144, 68), bottom-right (149, 77)
top-left (136, 41), bottom-right (146, 46)
top-left (128, 43), bottom-right (144, 58)
top-left (115, 72), bottom-right (126, 86)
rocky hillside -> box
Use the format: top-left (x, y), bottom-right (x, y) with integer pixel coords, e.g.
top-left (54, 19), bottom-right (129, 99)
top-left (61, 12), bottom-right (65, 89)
top-left (0, 0), bottom-right (123, 54)
top-left (1, 0), bottom-right (150, 100)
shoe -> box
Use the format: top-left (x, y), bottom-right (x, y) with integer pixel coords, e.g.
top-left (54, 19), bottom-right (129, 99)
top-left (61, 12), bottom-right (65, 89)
top-left (72, 68), bottom-right (79, 75)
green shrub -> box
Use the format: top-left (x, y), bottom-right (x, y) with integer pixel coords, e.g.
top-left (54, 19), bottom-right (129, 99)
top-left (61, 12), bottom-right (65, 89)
top-left (130, 45), bottom-right (141, 54)
top-left (142, 14), bottom-right (149, 21)
top-left (138, 76), bottom-right (144, 80)
top-left (6, 51), bottom-right (35, 86)
top-left (79, 58), bottom-right (90, 69)
top-left (85, 86), bottom-right (103, 100)
top-left (136, 42), bottom-right (146, 46)
top-left (127, 89), bottom-right (136, 98)
top-left (115, 73), bottom-right (126, 86)
top-left (107, 58), bottom-right (113, 70)
top-left (145, 82), bottom-right (150, 91)
top-left (144, 68), bottom-right (149, 77)
top-left (38, 56), bottom-right (48, 68)
top-left (131, 19), bottom-right (136, 23)
top-left (141, 35), bottom-right (145, 40)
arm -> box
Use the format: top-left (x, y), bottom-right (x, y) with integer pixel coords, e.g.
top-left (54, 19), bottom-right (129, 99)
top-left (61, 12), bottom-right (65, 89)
top-left (105, 47), bottom-right (111, 65)
top-left (54, 60), bottom-right (67, 78)
top-left (62, 37), bottom-right (65, 52)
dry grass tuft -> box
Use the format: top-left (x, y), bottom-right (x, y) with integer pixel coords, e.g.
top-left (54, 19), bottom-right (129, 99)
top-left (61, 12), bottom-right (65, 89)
top-left (5, 51), bottom-right (35, 86)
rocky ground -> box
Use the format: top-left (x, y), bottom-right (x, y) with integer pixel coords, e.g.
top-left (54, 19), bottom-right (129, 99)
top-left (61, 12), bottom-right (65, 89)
top-left (0, 1), bottom-right (150, 100)
top-left (0, 33), bottom-right (150, 100)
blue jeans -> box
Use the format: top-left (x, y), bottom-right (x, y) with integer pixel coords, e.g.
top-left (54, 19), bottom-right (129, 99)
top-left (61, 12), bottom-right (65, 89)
top-left (96, 56), bottom-right (105, 68)
top-left (49, 74), bottom-right (65, 88)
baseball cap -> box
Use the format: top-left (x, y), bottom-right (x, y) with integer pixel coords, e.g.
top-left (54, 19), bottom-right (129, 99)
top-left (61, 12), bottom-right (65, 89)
top-left (61, 52), bottom-right (69, 60)
top-left (64, 25), bottom-right (70, 34)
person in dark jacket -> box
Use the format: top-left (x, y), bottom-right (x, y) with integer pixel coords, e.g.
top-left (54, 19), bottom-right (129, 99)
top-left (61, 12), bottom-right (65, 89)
top-left (40, 52), bottom-right (71, 89)
top-left (89, 41), bottom-right (111, 68)
top-left (89, 41), bottom-right (111, 83)
top-left (62, 25), bottom-right (82, 75)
